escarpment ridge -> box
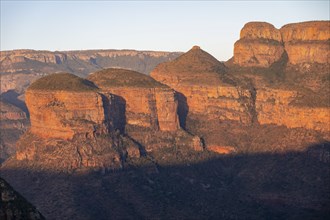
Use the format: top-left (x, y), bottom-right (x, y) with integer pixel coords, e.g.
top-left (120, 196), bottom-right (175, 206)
top-left (233, 21), bottom-right (330, 67)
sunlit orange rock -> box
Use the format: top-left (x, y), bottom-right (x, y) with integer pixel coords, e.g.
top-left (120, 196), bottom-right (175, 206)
top-left (151, 46), bottom-right (255, 126)
top-left (25, 73), bottom-right (106, 140)
top-left (280, 21), bottom-right (330, 64)
top-left (233, 22), bottom-right (284, 67)
top-left (207, 146), bottom-right (236, 154)
top-left (256, 88), bottom-right (330, 132)
top-left (88, 68), bottom-right (180, 132)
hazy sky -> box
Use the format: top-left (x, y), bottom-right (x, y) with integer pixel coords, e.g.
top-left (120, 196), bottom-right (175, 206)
top-left (1, 1), bottom-right (329, 61)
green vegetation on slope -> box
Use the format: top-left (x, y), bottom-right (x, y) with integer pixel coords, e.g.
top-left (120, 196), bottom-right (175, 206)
top-left (28, 73), bottom-right (99, 91)
top-left (88, 68), bottom-right (168, 88)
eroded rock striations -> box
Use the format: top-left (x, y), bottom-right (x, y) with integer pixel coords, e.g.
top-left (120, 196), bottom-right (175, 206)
top-left (0, 101), bottom-right (29, 162)
top-left (88, 68), bottom-right (201, 152)
top-left (151, 46), bottom-right (256, 129)
top-left (12, 70), bottom-right (201, 171)
top-left (233, 21), bottom-right (330, 67)
top-left (234, 22), bottom-right (285, 67)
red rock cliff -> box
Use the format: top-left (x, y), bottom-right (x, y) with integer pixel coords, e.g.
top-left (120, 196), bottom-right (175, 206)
top-left (233, 21), bottom-right (330, 67)
top-left (25, 73), bottom-right (106, 140)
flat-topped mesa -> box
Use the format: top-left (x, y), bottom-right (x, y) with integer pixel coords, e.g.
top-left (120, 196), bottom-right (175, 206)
top-left (233, 21), bottom-right (330, 67)
top-left (87, 68), bottom-right (180, 132)
top-left (26, 73), bottom-right (106, 140)
top-left (280, 21), bottom-right (330, 64)
top-left (233, 22), bottom-right (285, 67)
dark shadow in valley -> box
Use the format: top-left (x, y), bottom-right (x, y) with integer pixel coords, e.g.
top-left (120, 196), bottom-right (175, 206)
top-left (102, 94), bottom-right (126, 134)
top-left (1, 142), bottom-right (329, 220)
top-left (0, 90), bottom-right (29, 117)
top-left (175, 92), bottom-right (189, 129)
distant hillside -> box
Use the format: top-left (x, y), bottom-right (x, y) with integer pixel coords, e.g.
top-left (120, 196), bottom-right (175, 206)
top-left (0, 49), bottom-right (182, 77)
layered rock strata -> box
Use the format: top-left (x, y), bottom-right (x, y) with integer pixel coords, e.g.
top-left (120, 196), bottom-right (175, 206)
top-left (151, 46), bottom-right (256, 129)
top-left (88, 68), bottom-right (201, 152)
top-left (256, 88), bottom-right (330, 132)
top-left (233, 21), bottom-right (330, 67)
top-left (0, 101), bottom-right (29, 162)
top-left (26, 73), bottom-right (106, 140)
top-left (88, 68), bottom-right (180, 132)
top-left (234, 22), bottom-right (285, 67)
top-left (281, 21), bottom-right (330, 64)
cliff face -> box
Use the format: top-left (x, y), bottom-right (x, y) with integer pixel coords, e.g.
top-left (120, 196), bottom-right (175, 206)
top-left (88, 68), bottom-right (180, 132)
top-left (0, 101), bottom-right (29, 163)
top-left (151, 46), bottom-right (256, 131)
top-left (26, 90), bottom-right (106, 140)
top-left (151, 43), bottom-right (329, 148)
top-left (233, 21), bottom-right (330, 67)
top-left (0, 49), bottom-right (182, 77)
top-left (280, 21), bottom-right (330, 64)
top-left (88, 68), bottom-right (200, 152)
top-left (14, 70), bottom-right (201, 171)
top-left (256, 88), bottom-right (329, 132)
top-left (234, 22), bottom-right (285, 67)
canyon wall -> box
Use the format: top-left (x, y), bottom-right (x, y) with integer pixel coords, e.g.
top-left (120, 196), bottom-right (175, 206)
top-left (26, 90), bottom-right (106, 140)
top-left (233, 21), bottom-right (330, 67)
top-left (256, 88), bottom-right (329, 132)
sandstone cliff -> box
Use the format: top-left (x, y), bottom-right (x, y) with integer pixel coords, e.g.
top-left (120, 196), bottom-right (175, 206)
top-left (151, 46), bottom-right (256, 129)
top-left (233, 21), bottom-right (330, 67)
top-left (88, 68), bottom-right (201, 152)
top-left (234, 22), bottom-right (285, 67)
top-left (0, 49), bottom-right (182, 78)
top-left (280, 21), bottom-right (330, 64)
top-left (0, 100), bottom-right (29, 163)
top-left (15, 73), bottom-right (133, 170)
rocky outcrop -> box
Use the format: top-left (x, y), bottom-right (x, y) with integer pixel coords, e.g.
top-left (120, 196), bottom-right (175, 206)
top-left (233, 22), bottom-right (285, 67)
top-left (88, 68), bottom-right (180, 132)
top-left (26, 73), bottom-right (106, 140)
top-left (233, 21), bottom-right (330, 67)
top-left (0, 177), bottom-right (45, 220)
top-left (0, 101), bottom-right (29, 163)
top-left (88, 68), bottom-right (201, 152)
top-left (256, 88), bottom-right (330, 132)
top-left (14, 70), bottom-right (202, 171)
top-left (14, 73), bottom-right (129, 170)
top-left (280, 21), bottom-right (330, 64)
top-left (151, 46), bottom-right (256, 128)
top-left (0, 49), bottom-right (182, 79)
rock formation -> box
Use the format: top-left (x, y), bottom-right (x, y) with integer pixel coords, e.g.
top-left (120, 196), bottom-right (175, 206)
top-left (234, 22), bottom-right (285, 67)
top-left (233, 21), bottom-right (330, 67)
top-left (151, 46), bottom-right (256, 130)
top-left (0, 100), bottom-right (29, 163)
top-left (0, 49), bottom-right (182, 78)
top-left (25, 73), bottom-right (105, 140)
top-left (280, 21), bottom-right (330, 64)
top-left (14, 73), bottom-right (132, 170)
top-left (13, 70), bottom-right (202, 171)
top-left (88, 68), bottom-right (201, 152)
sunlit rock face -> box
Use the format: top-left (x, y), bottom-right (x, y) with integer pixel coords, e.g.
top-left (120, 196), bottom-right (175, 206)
top-left (280, 21), bottom-right (330, 64)
top-left (25, 73), bottom-right (106, 140)
top-left (88, 68), bottom-right (202, 152)
top-left (151, 46), bottom-right (256, 127)
top-left (88, 68), bottom-right (180, 132)
top-left (234, 22), bottom-right (285, 67)
top-left (233, 21), bottom-right (330, 67)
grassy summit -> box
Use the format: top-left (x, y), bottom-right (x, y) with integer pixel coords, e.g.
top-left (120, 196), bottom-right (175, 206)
top-left (88, 68), bottom-right (167, 88)
top-left (28, 73), bottom-right (99, 91)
